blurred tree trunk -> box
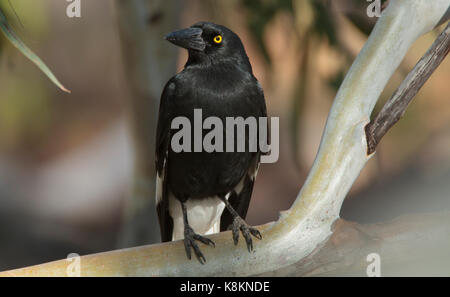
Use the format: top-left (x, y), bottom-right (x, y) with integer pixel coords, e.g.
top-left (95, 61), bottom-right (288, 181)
top-left (115, 0), bottom-right (180, 247)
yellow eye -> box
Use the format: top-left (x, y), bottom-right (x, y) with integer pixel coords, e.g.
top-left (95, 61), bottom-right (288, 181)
top-left (213, 35), bottom-right (222, 44)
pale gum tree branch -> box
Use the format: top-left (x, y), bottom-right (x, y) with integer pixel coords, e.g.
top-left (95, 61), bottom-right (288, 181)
top-left (1, 0), bottom-right (449, 276)
top-left (260, 212), bottom-right (450, 276)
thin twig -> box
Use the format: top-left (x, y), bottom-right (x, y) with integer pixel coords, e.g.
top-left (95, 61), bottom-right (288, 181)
top-left (365, 22), bottom-right (450, 155)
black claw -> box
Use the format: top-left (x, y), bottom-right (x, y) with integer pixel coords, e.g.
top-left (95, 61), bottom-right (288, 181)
top-left (231, 220), bottom-right (241, 245)
top-left (183, 227), bottom-right (215, 264)
top-left (194, 234), bottom-right (216, 247)
top-left (250, 228), bottom-right (262, 240)
top-left (232, 229), bottom-right (240, 245)
top-left (231, 216), bottom-right (262, 252)
top-left (183, 239), bottom-right (192, 260)
top-left (192, 243), bottom-right (206, 264)
top-left (243, 231), bottom-right (253, 252)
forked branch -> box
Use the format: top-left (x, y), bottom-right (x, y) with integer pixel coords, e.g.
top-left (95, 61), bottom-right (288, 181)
top-left (365, 23), bottom-right (450, 155)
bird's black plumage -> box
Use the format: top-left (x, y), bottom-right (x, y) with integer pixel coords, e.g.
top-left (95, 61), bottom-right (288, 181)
top-left (156, 22), bottom-right (267, 263)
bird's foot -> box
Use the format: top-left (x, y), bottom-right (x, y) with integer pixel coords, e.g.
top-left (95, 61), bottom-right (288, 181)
top-left (231, 216), bottom-right (262, 252)
top-left (183, 226), bottom-right (215, 264)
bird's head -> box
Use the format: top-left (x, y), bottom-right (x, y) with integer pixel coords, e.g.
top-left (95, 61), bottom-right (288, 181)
top-left (165, 22), bottom-right (251, 69)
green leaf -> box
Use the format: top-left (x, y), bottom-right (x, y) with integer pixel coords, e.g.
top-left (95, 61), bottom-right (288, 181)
top-left (0, 8), bottom-right (70, 93)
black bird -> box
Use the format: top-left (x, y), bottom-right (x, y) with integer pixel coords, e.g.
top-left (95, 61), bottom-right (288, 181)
top-left (156, 22), bottom-right (267, 264)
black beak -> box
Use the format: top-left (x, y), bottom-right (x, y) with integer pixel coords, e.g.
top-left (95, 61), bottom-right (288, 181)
top-left (164, 27), bottom-right (205, 51)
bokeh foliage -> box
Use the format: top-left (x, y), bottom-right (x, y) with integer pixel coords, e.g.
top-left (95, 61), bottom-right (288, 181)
top-left (0, 1), bottom-right (53, 152)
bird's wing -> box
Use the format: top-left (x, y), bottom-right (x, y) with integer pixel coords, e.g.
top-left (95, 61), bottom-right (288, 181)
top-left (155, 80), bottom-right (176, 242)
top-left (220, 80), bottom-right (267, 231)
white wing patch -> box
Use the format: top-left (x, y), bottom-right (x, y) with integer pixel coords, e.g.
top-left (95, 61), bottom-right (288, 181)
top-left (155, 159), bottom-right (166, 204)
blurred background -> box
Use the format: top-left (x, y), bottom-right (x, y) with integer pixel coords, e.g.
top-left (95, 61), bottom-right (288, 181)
top-left (0, 0), bottom-right (449, 274)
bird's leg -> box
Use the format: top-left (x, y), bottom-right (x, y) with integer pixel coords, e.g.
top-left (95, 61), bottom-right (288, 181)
top-left (181, 201), bottom-right (215, 264)
top-left (220, 194), bottom-right (262, 252)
